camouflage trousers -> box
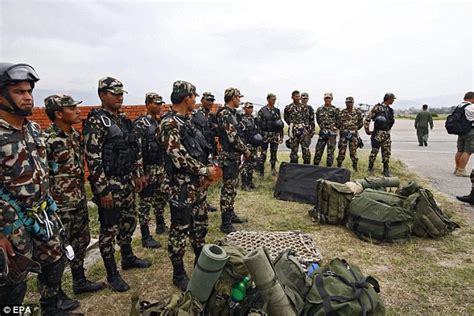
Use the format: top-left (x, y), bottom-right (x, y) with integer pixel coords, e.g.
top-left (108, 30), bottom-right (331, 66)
top-left (289, 134), bottom-right (312, 164)
top-left (261, 131), bottom-right (280, 166)
top-left (416, 127), bottom-right (429, 145)
top-left (0, 199), bottom-right (64, 303)
top-left (337, 135), bottom-right (359, 165)
top-left (57, 200), bottom-right (90, 271)
top-left (138, 165), bottom-right (169, 226)
top-left (220, 157), bottom-right (241, 215)
top-left (95, 178), bottom-right (136, 260)
top-left (241, 146), bottom-right (258, 178)
top-left (168, 181), bottom-right (208, 262)
top-left (314, 134), bottom-right (337, 166)
top-left (369, 130), bottom-right (392, 165)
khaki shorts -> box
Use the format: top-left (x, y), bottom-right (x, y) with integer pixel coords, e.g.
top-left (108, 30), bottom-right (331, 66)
top-left (457, 128), bottom-right (474, 153)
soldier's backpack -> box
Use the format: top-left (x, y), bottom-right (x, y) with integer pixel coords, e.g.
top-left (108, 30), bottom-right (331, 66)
top-left (346, 189), bottom-right (413, 243)
top-left (303, 258), bottom-right (385, 316)
top-left (131, 291), bottom-right (204, 316)
top-left (309, 179), bottom-right (356, 225)
top-left (404, 189), bottom-right (460, 238)
top-left (445, 103), bottom-right (472, 135)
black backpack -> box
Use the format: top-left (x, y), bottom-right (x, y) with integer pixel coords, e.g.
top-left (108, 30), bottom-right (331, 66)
top-left (445, 103), bottom-right (472, 135)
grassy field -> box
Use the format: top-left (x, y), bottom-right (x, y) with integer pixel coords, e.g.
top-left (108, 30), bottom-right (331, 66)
top-left (24, 152), bottom-right (473, 315)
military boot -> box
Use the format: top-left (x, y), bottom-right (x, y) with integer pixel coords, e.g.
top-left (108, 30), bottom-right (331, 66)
top-left (271, 163), bottom-right (277, 176)
top-left (241, 174), bottom-right (251, 191)
top-left (456, 189), bottom-right (474, 205)
top-left (155, 216), bottom-right (169, 235)
top-left (231, 209), bottom-right (248, 224)
top-left (352, 161), bottom-right (358, 172)
top-left (258, 162), bottom-right (265, 177)
top-left (121, 244), bottom-right (152, 270)
top-left (103, 256), bottom-right (129, 292)
top-left (220, 212), bottom-right (236, 234)
top-left (248, 173), bottom-right (256, 190)
top-left (193, 246), bottom-right (203, 267)
top-left (140, 224), bottom-right (161, 249)
top-left (171, 260), bottom-right (189, 291)
top-left (206, 202), bottom-right (218, 213)
top-left (337, 161), bottom-right (342, 168)
top-left (57, 288), bottom-right (80, 311)
top-left (368, 161), bottom-right (374, 174)
top-left (40, 296), bottom-right (83, 316)
top-left (71, 267), bottom-right (105, 294)
top-left (383, 162), bottom-right (391, 177)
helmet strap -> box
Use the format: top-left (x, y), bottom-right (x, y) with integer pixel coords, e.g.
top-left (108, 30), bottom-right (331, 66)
top-left (0, 90), bottom-right (32, 116)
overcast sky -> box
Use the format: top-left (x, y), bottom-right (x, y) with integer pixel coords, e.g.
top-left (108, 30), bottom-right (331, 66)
top-left (0, 0), bottom-right (472, 107)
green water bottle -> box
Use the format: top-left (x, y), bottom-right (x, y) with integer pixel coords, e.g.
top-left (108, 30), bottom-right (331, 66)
top-left (231, 276), bottom-right (250, 303)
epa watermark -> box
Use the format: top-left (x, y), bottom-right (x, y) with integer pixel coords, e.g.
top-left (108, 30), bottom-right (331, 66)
top-left (0, 305), bottom-right (40, 316)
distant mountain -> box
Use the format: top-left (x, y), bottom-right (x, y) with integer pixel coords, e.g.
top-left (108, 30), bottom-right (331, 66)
top-left (395, 93), bottom-right (462, 109)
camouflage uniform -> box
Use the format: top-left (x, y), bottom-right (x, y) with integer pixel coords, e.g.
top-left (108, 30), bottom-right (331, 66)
top-left (314, 104), bottom-right (340, 166)
top-left (336, 102), bottom-right (364, 168)
top-left (158, 81), bottom-right (209, 290)
top-left (364, 102), bottom-right (395, 173)
top-left (217, 88), bottom-right (250, 233)
top-left (239, 106), bottom-right (260, 190)
top-left (0, 117), bottom-right (64, 305)
top-left (284, 102), bottom-right (315, 164)
top-left (257, 95), bottom-right (283, 174)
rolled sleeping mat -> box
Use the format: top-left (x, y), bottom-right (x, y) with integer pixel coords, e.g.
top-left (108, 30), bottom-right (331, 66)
top-left (243, 248), bottom-right (296, 316)
top-left (187, 244), bottom-right (228, 303)
top-left (355, 176), bottom-right (400, 190)
top-left (396, 180), bottom-right (420, 197)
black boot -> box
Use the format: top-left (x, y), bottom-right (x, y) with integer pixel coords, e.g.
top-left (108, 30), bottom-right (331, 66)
top-left (337, 161), bottom-right (342, 168)
top-left (248, 173), bottom-right (256, 190)
top-left (57, 288), bottom-right (80, 311)
top-left (456, 190), bottom-right (474, 205)
top-left (121, 244), bottom-right (152, 270)
top-left (241, 174), bottom-right (251, 191)
top-left (368, 161), bottom-right (374, 174)
top-left (103, 256), bottom-right (129, 292)
top-left (231, 209), bottom-right (248, 224)
top-left (140, 224), bottom-right (161, 249)
top-left (352, 162), bottom-right (358, 172)
top-left (171, 259), bottom-right (189, 291)
top-left (155, 216), bottom-right (169, 235)
top-left (206, 202), bottom-right (218, 213)
top-left (193, 247), bottom-right (203, 267)
top-left (40, 296), bottom-right (82, 316)
top-left (71, 267), bottom-right (105, 294)
top-left (383, 162), bottom-right (391, 177)
top-left (258, 161), bottom-right (265, 177)
top-left (220, 212), bottom-right (236, 234)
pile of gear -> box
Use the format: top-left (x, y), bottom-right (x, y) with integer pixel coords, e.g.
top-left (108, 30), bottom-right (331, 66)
top-left (309, 177), bottom-right (460, 243)
top-left (131, 239), bottom-right (385, 316)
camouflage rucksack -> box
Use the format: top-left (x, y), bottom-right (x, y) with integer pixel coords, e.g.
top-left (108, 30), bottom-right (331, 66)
top-left (131, 291), bottom-right (204, 316)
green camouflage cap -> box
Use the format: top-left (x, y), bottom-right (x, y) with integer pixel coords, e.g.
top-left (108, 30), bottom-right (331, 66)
top-left (145, 92), bottom-right (165, 104)
top-left (225, 87), bottom-right (244, 98)
top-left (243, 102), bottom-right (253, 108)
top-left (267, 93), bottom-right (276, 100)
top-left (98, 77), bottom-right (128, 94)
top-left (202, 92), bottom-right (215, 101)
top-left (44, 94), bottom-right (82, 110)
top-left (172, 80), bottom-right (199, 96)
top-left (345, 96), bottom-right (354, 102)
top-left (384, 92), bottom-right (396, 99)
top-left (324, 92), bottom-right (333, 98)
top-left (301, 92), bottom-right (309, 98)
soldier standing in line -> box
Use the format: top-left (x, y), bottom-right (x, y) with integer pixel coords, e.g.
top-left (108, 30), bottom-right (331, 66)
top-left (0, 63), bottom-right (79, 314)
top-left (217, 88), bottom-right (250, 233)
top-left (191, 92), bottom-right (219, 212)
top-left (284, 90), bottom-right (314, 164)
top-left (336, 96), bottom-right (364, 171)
top-left (83, 77), bottom-right (151, 292)
top-left (133, 92), bottom-right (169, 249)
top-left (239, 102), bottom-right (262, 190)
top-left (314, 92), bottom-right (340, 166)
top-left (414, 104), bottom-right (433, 146)
top-left (257, 93), bottom-right (284, 176)
top-left (44, 94), bottom-right (105, 295)
top-left (364, 93), bottom-right (396, 176)
top-left (158, 80), bottom-right (217, 291)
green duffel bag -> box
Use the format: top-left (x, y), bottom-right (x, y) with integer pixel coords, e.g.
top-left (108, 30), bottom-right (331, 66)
top-left (346, 190), bottom-right (413, 243)
top-left (404, 189), bottom-right (460, 238)
top-left (131, 291), bottom-right (204, 316)
top-left (303, 258), bottom-right (385, 316)
top-left (310, 179), bottom-right (356, 225)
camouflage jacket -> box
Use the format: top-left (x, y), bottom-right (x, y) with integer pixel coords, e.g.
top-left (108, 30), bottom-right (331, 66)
top-left (44, 123), bottom-right (86, 211)
top-left (83, 107), bottom-right (143, 197)
top-left (364, 103), bottom-right (395, 132)
top-left (158, 111), bottom-right (208, 186)
top-left (257, 105), bottom-right (284, 141)
top-left (316, 105), bottom-right (340, 131)
top-left (337, 108), bottom-right (364, 133)
top-left (216, 105), bottom-right (249, 159)
top-left (133, 114), bottom-right (165, 168)
top-left (0, 118), bottom-right (49, 224)
top-left (284, 103), bottom-right (315, 131)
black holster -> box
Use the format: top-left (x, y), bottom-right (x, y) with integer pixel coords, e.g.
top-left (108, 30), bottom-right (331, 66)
top-left (98, 203), bottom-right (120, 228)
top-left (170, 186), bottom-right (192, 226)
top-left (222, 160), bottom-right (239, 181)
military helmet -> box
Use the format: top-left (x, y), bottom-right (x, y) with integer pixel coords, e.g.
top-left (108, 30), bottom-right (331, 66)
top-left (273, 119), bottom-right (284, 131)
top-left (374, 115), bottom-right (387, 130)
top-left (249, 133), bottom-right (264, 147)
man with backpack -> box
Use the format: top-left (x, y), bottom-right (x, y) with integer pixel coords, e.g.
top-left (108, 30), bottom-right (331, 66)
top-left (450, 92), bottom-right (474, 177)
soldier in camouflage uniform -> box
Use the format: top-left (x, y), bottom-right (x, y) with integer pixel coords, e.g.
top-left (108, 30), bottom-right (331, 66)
top-left (257, 93), bottom-right (284, 176)
top-left (158, 80), bottom-right (217, 291)
top-left (133, 92), bottom-right (169, 249)
top-left (336, 96), bottom-right (364, 171)
top-left (44, 94), bottom-right (105, 295)
top-left (284, 90), bottom-right (315, 164)
top-left (217, 88), bottom-right (251, 233)
top-left (314, 92), bottom-right (340, 166)
top-left (83, 77), bottom-right (151, 293)
top-left (0, 63), bottom-right (79, 314)
top-left (191, 92), bottom-right (219, 212)
top-left (364, 93), bottom-right (396, 176)
top-left (239, 102), bottom-right (262, 191)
